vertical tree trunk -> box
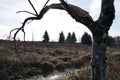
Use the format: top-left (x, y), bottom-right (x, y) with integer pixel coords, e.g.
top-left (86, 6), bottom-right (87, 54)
top-left (91, 32), bottom-right (108, 80)
top-left (90, 0), bottom-right (115, 79)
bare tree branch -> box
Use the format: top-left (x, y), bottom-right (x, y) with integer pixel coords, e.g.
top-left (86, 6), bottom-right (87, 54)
top-left (39, 3), bottom-right (94, 31)
top-left (59, 0), bottom-right (94, 31)
top-left (16, 11), bottom-right (37, 16)
top-left (13, 4), bottom-right (64, 41)
top-left (11, 0), bottom-right (50, 41)
top-left (60, 0), bottom-right (92, 19)
top-left (28, 0), bottom-right (38, 15)
top-left (7, 28), bottom-right (19, 40)
top-left (42, 0), bottom-right (50, 8)
top-left (38, 3), bottom-right (65, 18)
top-left (13, 17), bottom-right (39, 41)
top-left (97, 0), bottom-right (115, 31)
top-left (13, 2), bottom-right (95, 41)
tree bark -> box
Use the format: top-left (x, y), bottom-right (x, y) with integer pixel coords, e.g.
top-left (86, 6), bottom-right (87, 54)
top-left (92, 39), bottom-right (107, 80)
top-left (91, 27), bottom-right (108, 80)
top-left (90, 0), bottom-right (115, 79)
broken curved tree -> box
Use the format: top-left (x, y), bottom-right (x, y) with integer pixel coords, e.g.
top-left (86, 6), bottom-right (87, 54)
top-left (10, 0), bottom-right (115, 80)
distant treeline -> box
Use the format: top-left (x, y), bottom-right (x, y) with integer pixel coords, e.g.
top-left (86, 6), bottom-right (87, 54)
top-left (42, 30), bottom-right (92, 45)
top-left (42, 30), bottom-right (120, 46)
top-left (108, 36), bottom-right (120, 47)
top-left (1, 30), bottom-right (119, 46)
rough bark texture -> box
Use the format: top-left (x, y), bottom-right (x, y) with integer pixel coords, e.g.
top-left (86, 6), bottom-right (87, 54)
top-left (12, 0), bottom-right (115, 80)
top-left (91, 35), bottom-right (107, 80)
top-left (90, 0), bottom-right (115, 80)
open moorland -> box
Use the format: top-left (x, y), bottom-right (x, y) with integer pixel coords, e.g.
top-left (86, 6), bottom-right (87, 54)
top-left (0, 40), bottom-right (120, 80)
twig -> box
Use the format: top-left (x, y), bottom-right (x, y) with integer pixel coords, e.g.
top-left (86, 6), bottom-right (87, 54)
top-left (16, 11), bottom-right (37, 16)
top-left (28, 0), bottom-right (38, 15)
top-left (13, 17), bottom-right (38, 41)
top-left (7, 28), bottom-right (19, 40)
top-left (43, 0), bottom-right (50, 8)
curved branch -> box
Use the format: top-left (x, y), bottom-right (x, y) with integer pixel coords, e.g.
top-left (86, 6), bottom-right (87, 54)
top-left (38, 3), bottom-right (94, 31)
top-left (13, 3), bottom-right (65, 41)
top-left (16, 11), bottom-right (37, 16)
top-left (13, 17), bottom-right (39, 41)
top-left (38, 3), bottom-right (65, 19)
top-left (59, 0), bottom-right (94, 31)
top-left (7, 28), bottom-right (19, 40)
top-left (13, 2), bottom-right (95, 41)
top-left (60, 0), bottom-right (93, 20)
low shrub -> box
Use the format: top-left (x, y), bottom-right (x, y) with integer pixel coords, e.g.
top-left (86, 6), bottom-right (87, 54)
top-left (55, 63), bottom-right (65, 72)
top-left (41, 62), bottom-right (55, 76)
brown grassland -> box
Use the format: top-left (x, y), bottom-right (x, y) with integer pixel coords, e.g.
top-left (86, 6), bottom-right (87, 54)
top-left (0, 40), bottom-right (120, 80)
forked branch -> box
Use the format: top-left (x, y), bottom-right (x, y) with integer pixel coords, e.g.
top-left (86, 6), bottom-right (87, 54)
top-left (13, 17), bottom-right (39, 41)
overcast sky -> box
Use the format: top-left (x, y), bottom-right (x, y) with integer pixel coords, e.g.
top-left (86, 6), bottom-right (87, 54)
top-left (0, 0), bottom-right (120, 41)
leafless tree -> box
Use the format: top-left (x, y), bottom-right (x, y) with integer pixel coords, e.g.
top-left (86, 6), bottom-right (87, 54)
top-left (10, 0), bottom-right (115, 80)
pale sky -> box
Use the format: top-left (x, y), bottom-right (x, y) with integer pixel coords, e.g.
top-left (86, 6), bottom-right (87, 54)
top-left (0, 0), bottom-right (120, 42)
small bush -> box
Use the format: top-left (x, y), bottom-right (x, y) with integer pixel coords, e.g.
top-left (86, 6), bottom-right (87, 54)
top-left (55, 63), bottom-right (65, 72)
top-left (41, 62), bottom-right (54, 76)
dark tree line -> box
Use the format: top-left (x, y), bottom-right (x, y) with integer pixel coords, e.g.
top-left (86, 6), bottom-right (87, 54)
top-left (42, 30), bottom-right (77, 43)
top-left (43, 30), bottom-right (92, 44)
top-left (114, 36), bottom-right (120, 46)
top-left (65, 32), bottom-right (77, 43)
top-left (107, 36), bottom-right (120, 47)
top-left (41, 30), bottom-right (118, 46)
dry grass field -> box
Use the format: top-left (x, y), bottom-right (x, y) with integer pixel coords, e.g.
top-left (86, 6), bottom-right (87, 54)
top-left (0, 40), bottom-right (120, 80)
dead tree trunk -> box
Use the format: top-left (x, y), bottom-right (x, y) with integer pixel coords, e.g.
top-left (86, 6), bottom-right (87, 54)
top-left (11, 0), bottom-right (115, 80)
top-left (90, 0), bottom-right (115, 79)
top-left (91, 36), bottom-right (107, 80)
top-left (91, 23), bottom-right (109, 80)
